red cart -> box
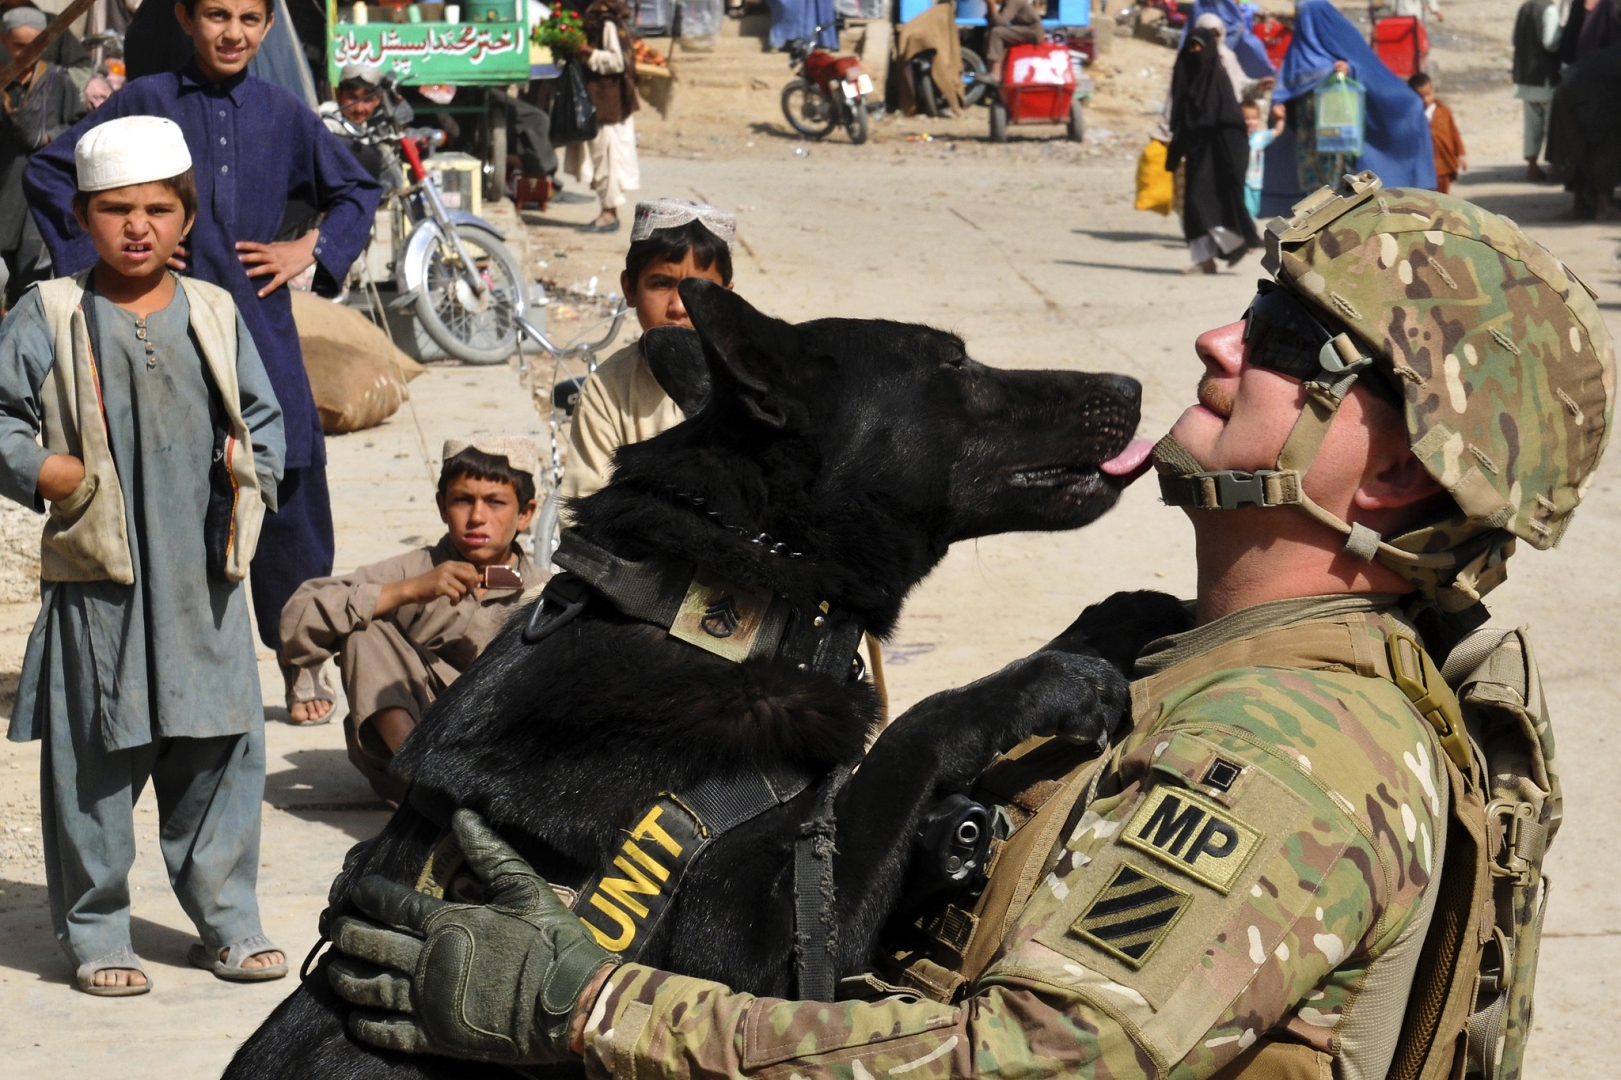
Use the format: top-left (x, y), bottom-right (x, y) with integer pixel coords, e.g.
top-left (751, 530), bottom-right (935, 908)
top-left (989, 41), bottom-right (1084, 143)
top-left (1371, 15), bottom-right (1428, 79)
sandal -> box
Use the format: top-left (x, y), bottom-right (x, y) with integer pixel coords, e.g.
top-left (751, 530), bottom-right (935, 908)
top-left (75, 944), bottom-right (151, 997)
top-left (188, 933), bottom-right (289, 982)
top-left (280, 655), bottom-right (335, 725)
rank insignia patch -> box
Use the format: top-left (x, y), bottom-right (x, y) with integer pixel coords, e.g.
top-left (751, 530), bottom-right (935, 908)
top-left (1122, 784), bottom-right (1263, 893)
top-left (1070, 864), bottom-right (1191, 968)
top-left (669, 570), bottom-right (773, 662)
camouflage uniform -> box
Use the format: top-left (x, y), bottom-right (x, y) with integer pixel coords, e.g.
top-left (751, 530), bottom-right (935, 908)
top-left (324, 177), bottom-right (1615, 1080)
top-left (581, 595), bottom-right (1448, 1080)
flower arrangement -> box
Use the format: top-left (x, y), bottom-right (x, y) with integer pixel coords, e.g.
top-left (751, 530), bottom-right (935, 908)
top-left (532, 9), bottom-right (587, 55)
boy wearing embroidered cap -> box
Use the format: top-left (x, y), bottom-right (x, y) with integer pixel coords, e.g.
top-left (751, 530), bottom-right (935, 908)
top-left (0, 115), bottom-right (288, 996)
top-left (560, 199), bottom-right (736, 505)
top-left (279, 437), bottom-right (541, 804)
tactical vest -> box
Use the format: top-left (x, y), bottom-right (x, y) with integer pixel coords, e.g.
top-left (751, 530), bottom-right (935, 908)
top-left (879, 614), bottom-right (1555, 1080)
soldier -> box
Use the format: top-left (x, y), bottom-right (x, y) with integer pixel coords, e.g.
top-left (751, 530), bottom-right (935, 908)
top-left (320, 176), bottom-right (1614, 1078)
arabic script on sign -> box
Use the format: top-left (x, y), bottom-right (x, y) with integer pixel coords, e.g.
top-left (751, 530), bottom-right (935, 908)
top-left (332, 26), bottom-right (521, 76)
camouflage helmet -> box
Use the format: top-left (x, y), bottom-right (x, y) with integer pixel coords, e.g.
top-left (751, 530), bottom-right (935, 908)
top-left (1157, 173), bottom-right (1616, 610)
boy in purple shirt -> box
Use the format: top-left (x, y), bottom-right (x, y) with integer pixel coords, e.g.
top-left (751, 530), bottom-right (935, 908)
top-left (24, 0), bottom-right (381, 721)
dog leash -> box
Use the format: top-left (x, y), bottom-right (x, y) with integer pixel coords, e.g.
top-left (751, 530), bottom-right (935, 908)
top-left (524, 529), bottom-right (868, 682)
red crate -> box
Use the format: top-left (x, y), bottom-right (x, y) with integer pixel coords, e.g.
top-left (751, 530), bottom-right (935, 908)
top-left (1371, 15), bottom-right (1428, 79)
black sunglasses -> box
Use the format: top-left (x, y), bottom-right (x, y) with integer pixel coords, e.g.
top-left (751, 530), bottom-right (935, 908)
top-left (1242, 281), bottom-right (1401, 404)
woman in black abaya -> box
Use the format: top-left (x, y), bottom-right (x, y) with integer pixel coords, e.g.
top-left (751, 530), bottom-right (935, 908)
top-left (1168, 27), bottom-right (1260, 273)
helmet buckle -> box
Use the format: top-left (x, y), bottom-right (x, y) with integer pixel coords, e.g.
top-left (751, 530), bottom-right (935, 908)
top-left (1212, 470), bottom-right (1281, 510)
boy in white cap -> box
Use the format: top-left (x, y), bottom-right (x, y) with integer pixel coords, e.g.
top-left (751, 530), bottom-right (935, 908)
top-left (0, 115), bottom-right (287, 995)
top-left (560, 199), bottom-right (735, 505)
top-left (278, 437), bottom-right (541, 804)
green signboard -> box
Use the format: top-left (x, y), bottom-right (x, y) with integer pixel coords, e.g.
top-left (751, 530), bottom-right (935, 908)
top-left (328, 2), bottom-right (531, 85)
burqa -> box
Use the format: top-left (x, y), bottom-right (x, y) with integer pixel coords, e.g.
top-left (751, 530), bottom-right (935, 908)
top-left (1167, 28), bottom-right (1259, 261)
top-left (1260, 0), bottom-right (1434, 216)
top-left (1546, 40), bottom-right (1621, 217)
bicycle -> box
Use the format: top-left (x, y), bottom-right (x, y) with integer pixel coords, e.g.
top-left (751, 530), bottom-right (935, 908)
top-left (514, 301), bottom-right (630, 565)
top-left (325, 79), bottom-right (528, 365)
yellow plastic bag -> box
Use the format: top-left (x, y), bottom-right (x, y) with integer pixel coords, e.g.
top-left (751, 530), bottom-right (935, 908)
top-left (1135, 139), bottom-right (1174, 216)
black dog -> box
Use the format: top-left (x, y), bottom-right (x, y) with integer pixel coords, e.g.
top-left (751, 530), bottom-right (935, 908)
top-left (225, 281), bottom-right (1178, 1079)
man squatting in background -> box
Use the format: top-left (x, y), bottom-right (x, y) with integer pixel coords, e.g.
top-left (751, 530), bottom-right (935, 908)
top-left (279, 438), bottom-right (542, 807)
top-left (23, 0), bottom-right (382, 725)
top-left (324, 176), bottom-right (1612, 1078)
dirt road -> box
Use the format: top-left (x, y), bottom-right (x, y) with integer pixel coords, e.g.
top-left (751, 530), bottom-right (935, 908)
top-left (0, 1), bottom-right (1615, 1073)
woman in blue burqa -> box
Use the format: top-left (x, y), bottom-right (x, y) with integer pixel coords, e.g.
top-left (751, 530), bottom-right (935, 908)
top-left (1259, 0), bottom-right (1433, 216)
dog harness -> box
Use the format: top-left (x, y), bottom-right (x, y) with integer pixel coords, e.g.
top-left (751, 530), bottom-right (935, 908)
top-left (524, 529), bottom-right (869, 682)
top-left (390, 530), bottom-right (868, 1002)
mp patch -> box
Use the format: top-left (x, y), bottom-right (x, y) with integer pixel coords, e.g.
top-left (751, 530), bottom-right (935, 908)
top-left (1070, 863), bottom-right (1191, 969)
top-left (1121, 784), bottom-right (1262, 893)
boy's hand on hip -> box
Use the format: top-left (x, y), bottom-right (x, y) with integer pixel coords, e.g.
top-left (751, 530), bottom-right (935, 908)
top-left (36, 454), bottom-right (85, 503)
top-left (238, 231), bottom-right (320, 298)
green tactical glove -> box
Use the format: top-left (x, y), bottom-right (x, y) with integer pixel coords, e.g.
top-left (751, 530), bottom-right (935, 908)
top-left (326, 808), bottom-right (617, 1065)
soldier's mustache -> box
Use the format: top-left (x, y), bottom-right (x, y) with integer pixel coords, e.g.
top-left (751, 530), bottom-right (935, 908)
top-left (1197, 375), bottom-right (1234, 419)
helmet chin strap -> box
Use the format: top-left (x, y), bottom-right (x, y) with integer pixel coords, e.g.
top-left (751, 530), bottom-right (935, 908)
top-left (1154, 330), bottom-right (1459, 576)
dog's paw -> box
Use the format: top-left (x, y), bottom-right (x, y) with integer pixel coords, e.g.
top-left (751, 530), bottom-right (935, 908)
top-left (1043, 590), bottom-right (1193, 675)
top-left (1007, 650), bottom-right (1130, 750)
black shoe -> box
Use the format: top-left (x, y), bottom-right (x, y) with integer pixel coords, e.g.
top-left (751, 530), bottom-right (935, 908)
top-left (578, 219), bottom-right (622, 234)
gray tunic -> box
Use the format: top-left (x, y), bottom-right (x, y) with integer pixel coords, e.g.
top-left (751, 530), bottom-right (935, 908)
top-left (0, 285), bottom-right (285, 750)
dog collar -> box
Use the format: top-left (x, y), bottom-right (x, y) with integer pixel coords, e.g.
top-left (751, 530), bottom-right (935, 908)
top-left (524, 530), bottom-right (868, 680)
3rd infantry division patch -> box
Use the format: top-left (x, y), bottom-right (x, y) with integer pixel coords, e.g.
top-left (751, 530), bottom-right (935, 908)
top-left (1070, 864), bottom-right (1191, 968)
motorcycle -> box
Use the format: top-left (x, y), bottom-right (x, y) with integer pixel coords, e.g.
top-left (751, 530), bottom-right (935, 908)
top-left (323, 78), bottom-right (527, 365)
top-left (780, 22), bottom-right (874, 145)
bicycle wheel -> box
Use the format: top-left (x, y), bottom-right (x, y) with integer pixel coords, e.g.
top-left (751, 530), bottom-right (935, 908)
top-left (533, 487), bottom-right (563, 566)
top-left (414, 224), bottom-right (526, 365)
top-left (782, 78), bottom-right (837, 138)
top-left (960, 47), bottom-right (988, 107)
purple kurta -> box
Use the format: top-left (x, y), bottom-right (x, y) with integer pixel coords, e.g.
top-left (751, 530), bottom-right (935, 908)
top-left (23, 63), bottom-right (382, 470)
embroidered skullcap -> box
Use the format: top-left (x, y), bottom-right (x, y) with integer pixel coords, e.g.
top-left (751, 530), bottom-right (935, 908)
top-left (2, 7), bottom-right (48, 33)
top-left (75, 116), bottom-right (193, 193)
top-left (442, 434), bottom-right (539, 478)
top-left (629, 199), bottom-right (736, 250)
top-left (338, 62), bottom-right (383, 87)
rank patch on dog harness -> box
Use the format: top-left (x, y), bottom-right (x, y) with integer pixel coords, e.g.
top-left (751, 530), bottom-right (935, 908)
top-left (1070, 864), bottom-right (1191, 968)
top-left (669, 569), bottom-right (774, 662)
top-left (1121, 785), bottom-right (1262, 893)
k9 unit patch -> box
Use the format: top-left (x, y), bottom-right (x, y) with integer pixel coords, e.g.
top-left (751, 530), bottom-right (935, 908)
top-left (1121, 784), bottom-right (1262, 893)
top-left (1070, 864), bottom-right (1191, 968)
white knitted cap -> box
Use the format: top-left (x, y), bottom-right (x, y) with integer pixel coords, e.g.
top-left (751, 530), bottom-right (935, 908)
top-left (74, 116), bottom-right (193, 193)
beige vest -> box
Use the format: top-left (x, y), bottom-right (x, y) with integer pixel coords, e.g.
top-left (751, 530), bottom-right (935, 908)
top-left (33, 273), bottom-right (268, 584)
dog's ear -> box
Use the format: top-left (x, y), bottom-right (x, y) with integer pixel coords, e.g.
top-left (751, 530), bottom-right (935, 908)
top-left (641, 326), bottom-right (712, 417)
top-left (680, 279), bottom-right (804, 430)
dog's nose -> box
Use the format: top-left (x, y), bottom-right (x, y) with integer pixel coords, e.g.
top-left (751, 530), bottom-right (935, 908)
top-left (1099, 375), bottom-right (1141, 408)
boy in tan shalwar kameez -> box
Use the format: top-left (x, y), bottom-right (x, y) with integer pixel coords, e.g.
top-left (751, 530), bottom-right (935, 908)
top-left (280, 437), bottom-right (542, 803)
top-left (560, 199), bottom-right (736, 504)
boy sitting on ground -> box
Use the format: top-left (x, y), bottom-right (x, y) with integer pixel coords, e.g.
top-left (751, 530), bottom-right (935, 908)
top-left (560, 198), bottom-right (734, 503)
top-left (0, 116), bottom-right (287, 994)
top-left (279, 437), bottom-right (541, 805)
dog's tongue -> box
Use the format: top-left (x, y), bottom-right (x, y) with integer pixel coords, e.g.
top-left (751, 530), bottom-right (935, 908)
top-left (1101, 438), bottom-right (1155, 482)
